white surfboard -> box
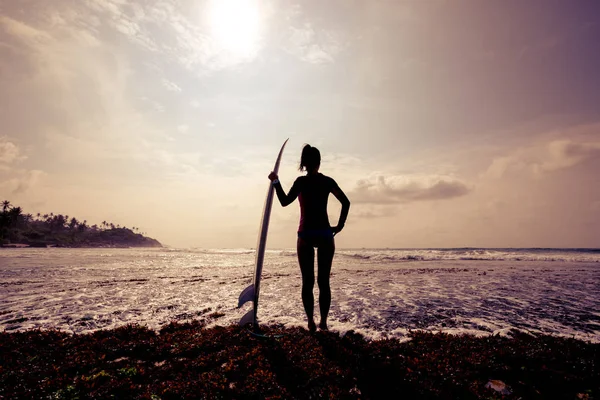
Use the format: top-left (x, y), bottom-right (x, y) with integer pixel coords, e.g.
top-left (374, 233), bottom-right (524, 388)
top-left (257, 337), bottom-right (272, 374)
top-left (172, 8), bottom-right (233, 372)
top-left (238, 138), bottom-right (289, 329)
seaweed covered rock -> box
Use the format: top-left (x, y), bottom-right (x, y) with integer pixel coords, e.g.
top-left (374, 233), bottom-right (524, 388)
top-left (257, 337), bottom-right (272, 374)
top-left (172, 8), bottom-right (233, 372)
top-left (1, 325), bottom-right (598, 399)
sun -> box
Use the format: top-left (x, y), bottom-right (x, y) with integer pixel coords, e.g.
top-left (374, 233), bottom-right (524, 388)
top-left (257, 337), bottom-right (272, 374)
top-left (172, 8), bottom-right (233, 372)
top-left (208, 0), bottom-right (261, 57)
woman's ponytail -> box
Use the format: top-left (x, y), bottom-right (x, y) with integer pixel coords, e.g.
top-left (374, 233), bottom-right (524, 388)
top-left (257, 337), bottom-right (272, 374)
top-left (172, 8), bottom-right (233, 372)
top-left (299, 144), bottom-right (321, 172)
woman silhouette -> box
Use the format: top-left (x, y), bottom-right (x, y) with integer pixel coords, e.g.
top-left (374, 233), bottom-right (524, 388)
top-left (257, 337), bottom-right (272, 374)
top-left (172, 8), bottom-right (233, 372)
top-left (269, 144), bottom-right (350, 332)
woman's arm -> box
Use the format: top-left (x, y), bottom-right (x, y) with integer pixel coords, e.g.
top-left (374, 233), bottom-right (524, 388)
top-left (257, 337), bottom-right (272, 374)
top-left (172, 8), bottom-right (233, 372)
top-left (331, 184), bottom-right (350, 234)
top-left (269, 173), bottom-right (300, 207)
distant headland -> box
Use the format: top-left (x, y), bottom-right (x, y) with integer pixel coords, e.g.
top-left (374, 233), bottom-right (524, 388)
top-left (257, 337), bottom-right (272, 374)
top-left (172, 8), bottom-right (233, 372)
top-left (0, 200), bottom-right (162, 248)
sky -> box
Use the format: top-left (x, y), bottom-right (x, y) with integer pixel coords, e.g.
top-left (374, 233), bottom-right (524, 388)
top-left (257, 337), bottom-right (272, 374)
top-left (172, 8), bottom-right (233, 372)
top-left (1, 0), bottom-right (599, 248)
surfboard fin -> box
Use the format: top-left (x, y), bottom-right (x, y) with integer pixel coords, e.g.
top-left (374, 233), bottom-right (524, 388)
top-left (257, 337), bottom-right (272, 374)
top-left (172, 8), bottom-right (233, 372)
top-left (239, 309), bottom-right (254, 327)
top-left (238, 284), bottom-right (255, 308)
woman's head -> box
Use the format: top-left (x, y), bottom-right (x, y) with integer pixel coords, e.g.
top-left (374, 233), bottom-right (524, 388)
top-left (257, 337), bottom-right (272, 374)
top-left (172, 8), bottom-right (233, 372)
top-left (299, 144), bottom-right (321, 172)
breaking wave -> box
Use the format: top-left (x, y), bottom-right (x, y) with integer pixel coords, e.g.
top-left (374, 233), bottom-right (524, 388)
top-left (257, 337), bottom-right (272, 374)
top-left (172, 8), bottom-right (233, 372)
top-left (336, 248), bottom-right (600, 263)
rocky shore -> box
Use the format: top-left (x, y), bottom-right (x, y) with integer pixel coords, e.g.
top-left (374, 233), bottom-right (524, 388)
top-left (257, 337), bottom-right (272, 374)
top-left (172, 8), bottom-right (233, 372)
top-left (1, 323), bottom-right (598, 399)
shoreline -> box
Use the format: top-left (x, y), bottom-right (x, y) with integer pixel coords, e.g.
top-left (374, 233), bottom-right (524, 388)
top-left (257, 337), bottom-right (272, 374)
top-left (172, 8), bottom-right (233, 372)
top-left (1, 323), bottom-right (598, 399)
top-left (1, 243), bottom-right (163, 249)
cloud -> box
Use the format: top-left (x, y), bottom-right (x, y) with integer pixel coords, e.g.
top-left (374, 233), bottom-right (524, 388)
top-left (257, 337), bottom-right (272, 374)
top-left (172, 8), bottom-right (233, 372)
top-left (535, 140), bottom-right (600, 173)
top-left (162, 78), bottom-right (182, 92)
top-left (285, 23), bottom-right (343, 64)
top-left (0, 136), bottom-right (42, 194)
top-left (0, 169), bottom-right (45, 194)
top-left (0, 6), bottom-right (171, 173)
top-left (352, 205), bottom-right (399, 219)
top-left (3, 0), bottom-right (349, 79)
top-left (0, 137), bottom-right (23, 164)
top-left (350, 174), bottom-right (471, 204)
top-left (2, 0), bottom-right (261, 77)
top-left (0, 16), bottom-right (52, 47)
top-left (13, 170), bottom-right (45, 194)
top-left (139, 0), bottom-right (266, 72)
top-left (484, 154), bottom-right (529, 179)
top-left (484, 136), bottom-right (600, 179)
top-left (84, 0), bottom-right (158, 52)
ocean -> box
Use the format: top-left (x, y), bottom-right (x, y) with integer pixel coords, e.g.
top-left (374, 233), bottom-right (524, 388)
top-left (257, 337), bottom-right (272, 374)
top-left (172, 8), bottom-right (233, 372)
top-left (1, 248), bottom-right (599, 342)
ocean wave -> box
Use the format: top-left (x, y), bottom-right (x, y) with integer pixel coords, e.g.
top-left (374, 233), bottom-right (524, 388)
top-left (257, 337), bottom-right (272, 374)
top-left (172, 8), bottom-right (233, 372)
top-left (164, 248), bottom-right (255, 255)
top-left (336, 249), bottom-right (600, 263)
top-left (1, 247), bottom-right (599, 342)
top-left (101, 247), bottom-right (600, 263)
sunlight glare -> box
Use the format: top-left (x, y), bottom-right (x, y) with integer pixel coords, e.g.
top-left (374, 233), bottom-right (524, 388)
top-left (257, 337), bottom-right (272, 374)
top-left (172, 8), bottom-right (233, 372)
top-left (208, 0), bottom-right (260, 57)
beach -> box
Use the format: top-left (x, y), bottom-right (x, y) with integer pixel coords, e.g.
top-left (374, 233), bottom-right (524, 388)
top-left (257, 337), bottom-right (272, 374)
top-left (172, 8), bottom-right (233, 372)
top-left (1, 248), bottom-right (599, 341)
top-left (1, 323), bottom-right (599, 399)
top-left (1, 248), bottom-right (599, 398)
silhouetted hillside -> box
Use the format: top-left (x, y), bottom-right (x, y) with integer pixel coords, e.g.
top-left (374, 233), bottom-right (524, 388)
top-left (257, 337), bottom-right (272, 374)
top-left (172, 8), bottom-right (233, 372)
top-left (0, 200), bottom-right (162, 248)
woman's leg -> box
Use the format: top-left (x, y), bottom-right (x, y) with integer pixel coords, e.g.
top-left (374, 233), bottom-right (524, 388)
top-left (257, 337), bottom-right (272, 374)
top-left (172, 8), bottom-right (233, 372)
top-left (297, 236), bottom-right (316, 331)
top-left (317, 236), bottom-right (335, 330)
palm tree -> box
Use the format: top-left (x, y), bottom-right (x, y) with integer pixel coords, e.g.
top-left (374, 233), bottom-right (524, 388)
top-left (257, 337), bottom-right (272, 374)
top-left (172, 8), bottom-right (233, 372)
top-left (55, 214), bottom-right (66, 230)
top-left (9, 206), bottom-right (22, 228)
top-left (2, 200), bottom-right (10, 213)
top-left (78, 220), bottom-right (88, 232)
top-left (69, 217), bottom-right (79, 230)
top-left (102, 221), bottom-right (107, 230)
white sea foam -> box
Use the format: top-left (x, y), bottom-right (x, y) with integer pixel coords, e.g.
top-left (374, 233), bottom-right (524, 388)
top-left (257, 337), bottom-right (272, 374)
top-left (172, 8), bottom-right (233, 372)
top-left (0, 248), bottom-right (598, 342)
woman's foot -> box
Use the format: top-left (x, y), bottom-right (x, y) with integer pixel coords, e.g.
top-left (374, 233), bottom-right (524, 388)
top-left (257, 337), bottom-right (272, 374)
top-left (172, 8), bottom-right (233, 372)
top-left (307, 319), bottom-right (316, 333)
top-left (318, 321), bottom-right (328, 331)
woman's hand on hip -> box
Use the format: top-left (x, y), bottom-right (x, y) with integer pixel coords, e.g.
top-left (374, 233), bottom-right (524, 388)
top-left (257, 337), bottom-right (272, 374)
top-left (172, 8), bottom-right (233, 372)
top-left (332, 225), bottom-right (343, 237)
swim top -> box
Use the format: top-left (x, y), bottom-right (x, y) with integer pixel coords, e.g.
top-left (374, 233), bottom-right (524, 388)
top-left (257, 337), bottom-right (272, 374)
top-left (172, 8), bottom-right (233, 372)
top-left (274, 173), bottom-right (343, 231)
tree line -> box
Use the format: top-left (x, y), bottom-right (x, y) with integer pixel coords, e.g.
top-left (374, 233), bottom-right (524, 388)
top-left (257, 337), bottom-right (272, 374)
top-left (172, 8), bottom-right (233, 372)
top-left (1, 200), bottom-right (160, 247)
